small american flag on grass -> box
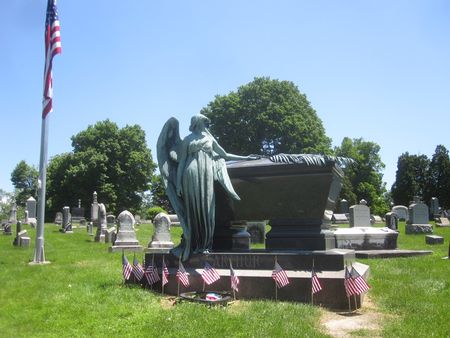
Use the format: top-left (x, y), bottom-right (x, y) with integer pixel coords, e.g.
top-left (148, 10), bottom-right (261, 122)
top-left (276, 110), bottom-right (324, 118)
top-left (122, 254), bottom-right (132, 281)
top-left (311, 269), bottom-right (323, 294)
top-left (272, 261), bottom-right (289, 288)
top-left (144, 265), bottom-right (160, 285)
top-left (132, 256), bottom-right (144, 281)
top-left (162, 258), bottom-right (169, 286)
top-left (177, 261), bottom-right (190, 287)
top-left (230, 264), bottom-right (239, 292)
top-left (350, 265), bottom-right (370, 294)
top-left (201, 262), bottom-right (221, 285)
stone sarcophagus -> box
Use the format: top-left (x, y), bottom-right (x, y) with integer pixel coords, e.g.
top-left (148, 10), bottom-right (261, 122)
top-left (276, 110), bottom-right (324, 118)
top-left (214, 157), bottom-right (344, 251)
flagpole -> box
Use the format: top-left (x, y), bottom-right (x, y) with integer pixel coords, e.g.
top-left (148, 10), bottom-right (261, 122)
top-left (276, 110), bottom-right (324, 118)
top-left (229, 259), bottom-right (236, 300)
top-left (177, 256), bottom-right (181, 297)
top-left (32, 116), bottom-right (49, 264)
top-left (346, 265), bottom-right (352, 313)
top-left (274, 256), bottom-right (278, 301)
top-left (311, 258), bottom-right (314, 305)
top-left (162, 255), bottom-right (165, 295)
top-left (151, 254), bottom-right (155, 291)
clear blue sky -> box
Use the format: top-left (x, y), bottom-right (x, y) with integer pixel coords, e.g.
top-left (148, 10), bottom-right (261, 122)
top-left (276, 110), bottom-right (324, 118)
top-left (1, 1), bottom-right (449, 193)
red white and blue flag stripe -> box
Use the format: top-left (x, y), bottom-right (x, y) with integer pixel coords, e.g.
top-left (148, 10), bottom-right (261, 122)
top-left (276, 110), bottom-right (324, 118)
top-left (144, 265), bottom-right (160, 285)
top-left (311, 269), bottom-right (323, 294)
top-left (230, 264), bottom-right (239, 292)
top-left (177, 261), bottom-right (190, 287)
top-left (132, 256), bottom-right (145, 281)
top-left (162, 258), bottom-right (169, 286)
top-left (201, 262), bottom-right (221, 285)
top-left (42, 0), bottom-right (62, 119)
top-left (272, 261), bottom-right (289, 288)
top-left (122, 254), bottom-right (133, 281)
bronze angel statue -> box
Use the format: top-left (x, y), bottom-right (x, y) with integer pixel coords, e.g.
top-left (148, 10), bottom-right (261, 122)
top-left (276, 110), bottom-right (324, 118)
top-left (157, 114), bottom-right (259, 261)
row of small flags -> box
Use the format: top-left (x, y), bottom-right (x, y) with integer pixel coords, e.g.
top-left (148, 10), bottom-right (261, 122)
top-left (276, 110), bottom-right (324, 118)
top-left (122, 254), bottom-right (369, 296)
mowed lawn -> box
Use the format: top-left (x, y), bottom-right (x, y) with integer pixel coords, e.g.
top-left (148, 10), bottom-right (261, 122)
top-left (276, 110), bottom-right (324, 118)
top-left (0, 221), bottom-right (449, 337)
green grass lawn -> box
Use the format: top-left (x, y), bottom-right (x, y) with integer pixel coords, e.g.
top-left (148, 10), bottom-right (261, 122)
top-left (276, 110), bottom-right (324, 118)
top-left (0, 221), bottom-right (449, 337)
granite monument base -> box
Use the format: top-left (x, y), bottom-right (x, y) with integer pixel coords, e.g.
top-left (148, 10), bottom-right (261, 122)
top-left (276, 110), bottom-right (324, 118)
top-left (334, 227), bottom-right (398, 250)
top-left (144, 250), bottom-right (369, 310)
top-left (405, 224), bottom-right (433, 234)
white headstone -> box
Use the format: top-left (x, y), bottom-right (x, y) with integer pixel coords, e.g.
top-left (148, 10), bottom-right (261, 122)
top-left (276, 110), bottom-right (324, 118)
top-left (349, 203), bottom-right (371, 227)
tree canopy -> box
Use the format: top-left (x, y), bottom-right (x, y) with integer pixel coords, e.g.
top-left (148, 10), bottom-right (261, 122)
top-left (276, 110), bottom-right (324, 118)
top-left (46, 120), bottom-right (156, 217)
top-left (424, 145), bottom-right (450, 208)
top-left (201, 77), bottom-right (332, 156)
top-left (10, 160), bottom-right (39, 205)
top-left (390, 153), bottom-right (429, 206)
top-left (334, 137), bottom-right (389, 215)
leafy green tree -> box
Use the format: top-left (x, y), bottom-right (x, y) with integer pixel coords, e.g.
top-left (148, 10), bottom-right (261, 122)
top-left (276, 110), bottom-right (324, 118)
top-left (424, 145), bottom-right (450, 208)
top-left (391, 153), bottom-right (429, 206)
top-left (47, 120), bottom-right (156, 217)
top-left (334, 137), bottom-right (389, 215)
top-left (150, 174), bottom-right (172, 212)
top-left (10, 160), bottom-right (39, 205)
top-left (201, 77), bottom-right (332, 156)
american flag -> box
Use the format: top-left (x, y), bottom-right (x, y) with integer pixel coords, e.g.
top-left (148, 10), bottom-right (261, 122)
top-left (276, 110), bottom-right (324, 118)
top-left (162, 258), bottom-right (169, 286)
top-left (144, 265), bottom-right (160, 285)
top-left (122, 254), bottom-right (133, 281)
top-left (42, 0), bottom-right (62, 119)
top-left (230, 264), bottom-right (239, 292)
top-left (272, 261), bottom-right (289, 288)
top-left (132, 256), bottom-right (145, 281)
top-left (201, 262), bottom-right (221, 285)
top-left (311, 269), bottom-right (323, 294)
top-left (177, 261), bottom-right (190, 287)
top-left (350, 265), bottom-right (370, 294)
top-left (344, 266), bottom-right (360, 297)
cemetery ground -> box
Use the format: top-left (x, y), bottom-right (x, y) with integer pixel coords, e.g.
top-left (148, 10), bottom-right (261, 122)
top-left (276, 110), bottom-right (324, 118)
top-left (1, 222), bottom-right (449, 337)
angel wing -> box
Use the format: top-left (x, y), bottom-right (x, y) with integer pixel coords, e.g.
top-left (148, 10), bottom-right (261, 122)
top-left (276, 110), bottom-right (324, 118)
top-left (156, 117), bottom-right (190, 260)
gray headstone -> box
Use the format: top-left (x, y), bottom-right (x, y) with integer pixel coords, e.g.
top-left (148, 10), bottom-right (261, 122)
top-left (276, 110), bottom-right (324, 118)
top-left (109, 210), bottom-right (142, 252)
top-left (148, 212), bottom-right (174, 249)
top-left (339, 199), bottom-right (349, 214)
top-left (54, 212), bottom-right (63, 225)
top-left (106, 215), bottom-right (116, 226)
top-left (168, 214), bottom-right (180, 226)
top-left (406, 201), bottom-right (433, 234)
top-left (371, 215), bottom-right (383, 224)
top-left (26, 197), bottom-right (37, 218)
top-left (349, 203), bottom-right (371, 228)
top-left (409, 202), bottom-right (429, 225)
top-left (61, 206), bottom-right (73, 233)
top-left (105, 226), bottom-right (117, 243)
top-left (71, 206), bottom-right (85, 222)
top-left (385, 212), bottom-right (398, 230)
top-left (429, 197), bottom-right (440, 217)
top-left (436, 217), bottom-right (450, 227)
top-left (95, 203), bottom-right (107, 243)
top-left (8, 203), bottom-right (17, 223)
top-left (332, 213), bottom-right (348, 224)
top-left (91, 191), bottom-right (99, 223)
top-left (391, 205), bottom-right (409, 221)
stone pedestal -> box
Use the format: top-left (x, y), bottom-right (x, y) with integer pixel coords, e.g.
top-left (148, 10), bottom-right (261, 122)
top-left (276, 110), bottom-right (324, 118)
top-left (425, 235), bottom-right (444, 245)
top-left (334, 227), bottom-right (398, 250)
top-left (145, 250), bottom-right (369, 310)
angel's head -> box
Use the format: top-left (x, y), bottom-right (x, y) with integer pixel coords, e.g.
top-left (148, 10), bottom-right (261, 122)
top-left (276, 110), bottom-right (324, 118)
top-left (189, 114), bottom-right (210, 132)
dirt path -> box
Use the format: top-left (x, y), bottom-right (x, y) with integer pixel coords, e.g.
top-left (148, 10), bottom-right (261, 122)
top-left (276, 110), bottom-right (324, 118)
top-left (320, 296), bottom-right (385, 338)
